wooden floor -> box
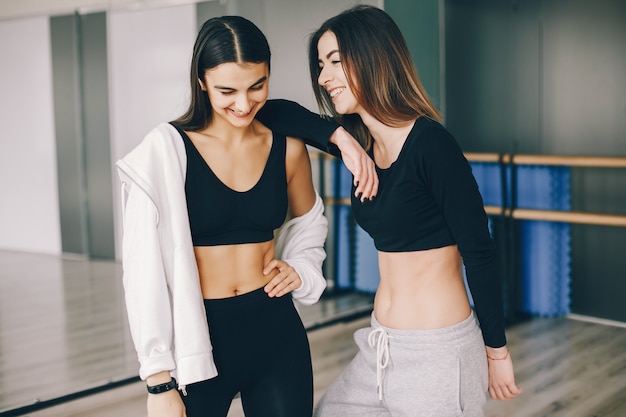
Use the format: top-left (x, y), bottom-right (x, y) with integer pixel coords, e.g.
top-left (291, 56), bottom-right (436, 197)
top-left (0, 250), bottom-right (374, 416)
top-left (2, 250), bottom-right (626, 417)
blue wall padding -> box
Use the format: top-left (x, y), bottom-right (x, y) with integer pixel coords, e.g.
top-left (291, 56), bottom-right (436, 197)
top-left (354, 226), bottom-right (380, 293)
top-left (519, 220), bottom-right (571, 316)
top-left (470, 163), bottom-right (572, 317)
top-left (333, 162), bottom-right (381, 292)
top-left (334, 204), bottom-right (353, 290)
top-left (332, 162), bottom-right (353, 290)
top-left (516, 166), bottom-right (571, 210)
top-left (334, 206), bottom-right (380, 293)
top-left (470, 162), bottom-right (503, 207)
top-left (516, 166), bottom-right (571, 316)
top-left (337, 162), bottom-right (353, 198)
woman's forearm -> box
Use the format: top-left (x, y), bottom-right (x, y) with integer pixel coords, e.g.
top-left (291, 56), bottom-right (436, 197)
top-left (257, 99), bottom-right (339, 151)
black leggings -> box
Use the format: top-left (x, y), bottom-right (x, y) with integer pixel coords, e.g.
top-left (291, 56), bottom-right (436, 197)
top-left (181, 287), bottom-right (313, 417)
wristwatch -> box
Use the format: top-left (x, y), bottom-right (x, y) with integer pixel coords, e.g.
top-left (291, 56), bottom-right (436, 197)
top-left (147, 378), bottom-right (177, 394)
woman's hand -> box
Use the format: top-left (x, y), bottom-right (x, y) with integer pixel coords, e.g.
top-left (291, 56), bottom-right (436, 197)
top-left (263, 259), bottom-right (302, 297)
top-left (330, 127), bottom-right (379, 202)
top-left (486, 346), bottom-right (523, 400)
top-left (147, 389), bottom-right (186, 417)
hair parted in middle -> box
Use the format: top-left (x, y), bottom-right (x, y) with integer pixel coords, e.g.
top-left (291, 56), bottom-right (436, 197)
top-left (308, 5), bottom-right (440, 151)
top-left (172, 15), bottom-right (271, 131)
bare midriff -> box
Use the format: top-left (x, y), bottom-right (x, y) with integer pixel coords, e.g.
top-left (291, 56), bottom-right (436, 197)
top-left (374, 244), bottom-right (472, 330)
top-left (194, 240), bottom-right (279, 299)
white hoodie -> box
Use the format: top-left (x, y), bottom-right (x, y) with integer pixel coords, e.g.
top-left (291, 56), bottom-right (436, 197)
top-left (116, 122), bottom-right (327, 389)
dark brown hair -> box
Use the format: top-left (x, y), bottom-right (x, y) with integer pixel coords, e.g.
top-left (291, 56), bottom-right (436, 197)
top-left (172, 16), bottom-right (271, 131)
top-left (308, 5), bottom-right (440, 150)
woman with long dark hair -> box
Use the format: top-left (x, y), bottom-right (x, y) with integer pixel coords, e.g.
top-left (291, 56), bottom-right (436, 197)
top-left (116, 15), bottom-right (372, 417)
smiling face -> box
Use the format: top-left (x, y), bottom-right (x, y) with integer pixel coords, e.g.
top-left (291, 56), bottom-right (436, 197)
top-left (316, 30), bottom-right (362, 116)
top-left (199, 61), bottom-right (269, 128)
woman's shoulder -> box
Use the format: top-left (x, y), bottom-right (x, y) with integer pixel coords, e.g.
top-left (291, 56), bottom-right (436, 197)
top-left (409, 116), bottom-right (461, 152)
top-left (284, 135), bottom-right (309, 160)
top-left (400, 117), bottom-right (468, 175)
top-left (411, 116), bottom-right (449, 138)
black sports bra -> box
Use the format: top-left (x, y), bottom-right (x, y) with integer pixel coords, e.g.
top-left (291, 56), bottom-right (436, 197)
top-left (174, 124), bottom-right (288, 246)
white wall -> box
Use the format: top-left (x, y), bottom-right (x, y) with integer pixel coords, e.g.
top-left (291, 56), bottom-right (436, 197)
top-left (108, 4), bottom-right (196, 160)
top-left (0, 16), bottom-right (61, 254)
top-left (0, 0), bottom-right (198, 20)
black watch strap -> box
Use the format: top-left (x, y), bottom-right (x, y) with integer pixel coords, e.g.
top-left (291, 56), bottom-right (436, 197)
top-left (147, 378), bottom-right (177, 394)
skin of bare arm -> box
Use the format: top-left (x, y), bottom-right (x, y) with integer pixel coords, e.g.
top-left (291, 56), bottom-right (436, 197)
top-left (486, 346), bottom-right (523, 400)
top-left (263, 136), bottom-right (317, 297)
top-left (146, 371), bottom-right (186, 417)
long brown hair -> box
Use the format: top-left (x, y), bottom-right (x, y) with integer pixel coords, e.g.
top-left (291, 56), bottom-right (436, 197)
top-left (308, 5), bottom-right (440, 150)
top-left (172, 16), bottom-right (271, 131)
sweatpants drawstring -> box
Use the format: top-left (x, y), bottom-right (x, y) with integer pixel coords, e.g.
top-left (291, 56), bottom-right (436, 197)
top-left (368, 327), bottom-right (393, 401)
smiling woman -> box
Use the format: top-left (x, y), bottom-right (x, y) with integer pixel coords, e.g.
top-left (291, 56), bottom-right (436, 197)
top-left (251, 5), bottom-right (522, 417)
top-left (116, 16), bottom-right (328, 417)
top-left (198, 63), bottom-right (269, 128)
top-left (201, 63), bottom-right (268, 115)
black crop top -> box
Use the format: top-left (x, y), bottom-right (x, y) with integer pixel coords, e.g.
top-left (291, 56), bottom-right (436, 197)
top-left (351, 117), bottom-right (492, 253)
top-left (257, 100), bottom-right (506, 348)
top-left (174, 124), bottom-right (288, 246)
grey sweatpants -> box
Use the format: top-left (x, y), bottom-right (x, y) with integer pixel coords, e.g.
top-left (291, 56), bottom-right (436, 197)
top-left (315, 311), bottom-right (488, 417)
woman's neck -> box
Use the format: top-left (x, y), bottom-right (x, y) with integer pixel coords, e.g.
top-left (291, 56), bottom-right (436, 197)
top-left (358, 111), bottom-right (415, 154)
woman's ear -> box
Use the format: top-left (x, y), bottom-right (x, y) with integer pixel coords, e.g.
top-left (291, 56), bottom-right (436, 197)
top-left (198, 78), bottom-right (207, 91)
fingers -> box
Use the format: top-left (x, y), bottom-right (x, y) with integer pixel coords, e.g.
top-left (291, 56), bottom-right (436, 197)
top-left (263, 259), bottom-right (279, 275)
top-left (365, 157), bottom-right (379, 198)
top-left (353, 157), bottom-right (379, 202)
top-left (488, 369), bottom-right (522, 401)
top-left (263, 260), bottom-right (301, 297)
top-left (332, 126), bottom-right (379, 201)
top-left (508, 383), bottom-right (522, 398)
top-left (264, 273), bottom-right (298, 297)
top-left (487, 352), bottom-right (522, 401)
top-left (489, 383), bottom-right (522, 401)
